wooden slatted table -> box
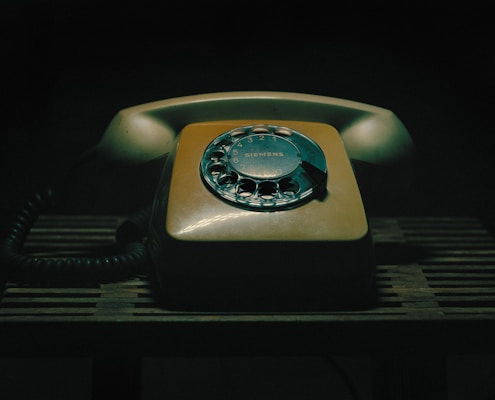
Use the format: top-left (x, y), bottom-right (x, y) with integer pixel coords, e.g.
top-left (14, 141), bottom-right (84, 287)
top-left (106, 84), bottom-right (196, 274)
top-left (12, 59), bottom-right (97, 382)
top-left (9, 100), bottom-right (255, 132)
top-left (2, 216), bottom-right (495, 399)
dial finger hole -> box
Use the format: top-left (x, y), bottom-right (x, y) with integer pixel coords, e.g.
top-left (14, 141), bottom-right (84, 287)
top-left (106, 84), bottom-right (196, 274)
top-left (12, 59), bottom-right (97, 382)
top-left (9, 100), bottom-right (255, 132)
top-left (252, 125), bottom-right (270, 134)
top-left (237, 179), bottom-right (256, 197)
top-left (274, 127), bottom-right (292, 136)
top-left (214, 138), bottom-right (233, 147)
top-left (217, 172), bottom-right (238, 187)
top-left (208, 150), bottom-right (225, 161)
top-left (258, 181), bottom-right (278, 200)
top-left (207, 163), bottom-right (226, 176)
top-left (279, 177), bottom-right (300, 196)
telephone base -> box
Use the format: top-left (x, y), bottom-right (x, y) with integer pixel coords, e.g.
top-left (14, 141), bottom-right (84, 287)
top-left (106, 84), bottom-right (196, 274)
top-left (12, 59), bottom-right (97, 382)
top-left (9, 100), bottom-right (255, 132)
top-left (149, 235), bottom-right (377, 312)
top-left (148, 119), bottom-right (377, 311)
top-left (156, 281), bottom-right (377, 312)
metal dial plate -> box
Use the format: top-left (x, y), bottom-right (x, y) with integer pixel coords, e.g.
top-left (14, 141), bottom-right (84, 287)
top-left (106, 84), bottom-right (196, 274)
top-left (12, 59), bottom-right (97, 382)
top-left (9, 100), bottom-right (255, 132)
top-left (200, 124), bottom-right (327, 211)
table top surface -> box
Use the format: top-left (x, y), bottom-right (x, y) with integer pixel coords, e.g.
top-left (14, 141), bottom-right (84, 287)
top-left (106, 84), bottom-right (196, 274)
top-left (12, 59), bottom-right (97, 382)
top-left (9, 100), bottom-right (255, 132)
top-left (2, 215), bottom-right (495, 356)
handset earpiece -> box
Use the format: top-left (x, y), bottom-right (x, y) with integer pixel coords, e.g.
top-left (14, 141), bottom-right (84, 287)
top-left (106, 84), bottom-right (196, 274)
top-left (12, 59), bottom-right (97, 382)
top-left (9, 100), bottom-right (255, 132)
top-left (97, 110), bottom-right (177, 164)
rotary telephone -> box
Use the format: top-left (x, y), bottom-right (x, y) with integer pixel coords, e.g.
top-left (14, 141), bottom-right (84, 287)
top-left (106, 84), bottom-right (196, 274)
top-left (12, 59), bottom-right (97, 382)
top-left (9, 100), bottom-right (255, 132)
top-left (1, 91), bottom-right (414, 311)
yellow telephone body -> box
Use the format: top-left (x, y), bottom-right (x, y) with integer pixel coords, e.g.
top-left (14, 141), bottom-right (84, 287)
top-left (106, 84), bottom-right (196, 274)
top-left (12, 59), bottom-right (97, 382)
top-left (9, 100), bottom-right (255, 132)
top-left (149, 120), bottom-right (372, 309)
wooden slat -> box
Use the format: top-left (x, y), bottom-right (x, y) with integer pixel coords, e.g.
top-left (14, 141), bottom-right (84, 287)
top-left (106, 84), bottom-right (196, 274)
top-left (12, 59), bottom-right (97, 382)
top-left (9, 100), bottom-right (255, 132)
top-left (2, 215), bottom-right (495, 321)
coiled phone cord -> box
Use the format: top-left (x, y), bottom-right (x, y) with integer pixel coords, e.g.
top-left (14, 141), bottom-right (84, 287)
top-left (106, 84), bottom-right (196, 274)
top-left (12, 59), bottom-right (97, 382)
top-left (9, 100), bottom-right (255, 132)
top-left (0, 147), bottom-right (150, 284)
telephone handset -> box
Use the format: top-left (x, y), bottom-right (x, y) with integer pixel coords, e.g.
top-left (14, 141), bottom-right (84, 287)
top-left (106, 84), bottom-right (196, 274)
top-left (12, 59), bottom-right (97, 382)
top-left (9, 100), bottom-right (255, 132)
top-left (97, 91), bottom-right (414, 310)
top-left (1, 92), bottom-right (414, 311)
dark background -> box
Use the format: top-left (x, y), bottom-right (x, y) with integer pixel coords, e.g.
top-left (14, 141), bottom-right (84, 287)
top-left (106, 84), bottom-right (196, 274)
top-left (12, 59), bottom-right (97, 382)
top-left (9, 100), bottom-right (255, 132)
top-left (1, 0), bottom-right (494, 228)
top-left (1, 1), bottom-right (495, 399)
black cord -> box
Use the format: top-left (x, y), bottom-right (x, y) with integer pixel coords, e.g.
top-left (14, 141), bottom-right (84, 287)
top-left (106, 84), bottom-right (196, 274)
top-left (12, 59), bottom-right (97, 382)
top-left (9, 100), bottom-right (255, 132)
top-left (0, 147), bottom-right (151, 284)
